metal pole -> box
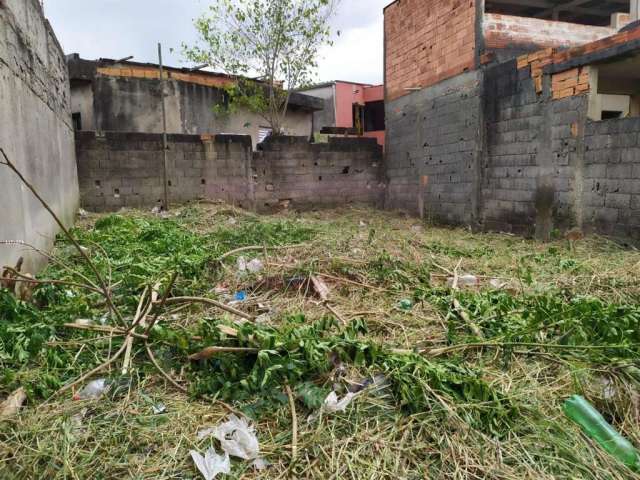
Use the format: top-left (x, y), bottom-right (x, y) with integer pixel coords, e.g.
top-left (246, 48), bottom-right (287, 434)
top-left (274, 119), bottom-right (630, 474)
top-left (158, 43), bottom-right (169, 211)
top-left (632, 0), bottom-right (640, 21)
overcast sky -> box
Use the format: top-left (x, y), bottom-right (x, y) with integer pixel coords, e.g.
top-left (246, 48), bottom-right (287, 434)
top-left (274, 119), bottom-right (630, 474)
top-left (45, 0), bottom-right (389, 85)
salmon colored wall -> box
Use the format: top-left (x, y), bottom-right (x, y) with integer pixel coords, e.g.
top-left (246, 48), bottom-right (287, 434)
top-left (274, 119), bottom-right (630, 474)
top-left (335, 82), bottom-right (384, 128)
top-left (332, 81), bottom-right (385, 147)
top-left (364, 85), bottom-right (384, 102)
top-left (335, 82), bottom-right (357, 128)
top-left (364, 131), bottom-right (385, 148)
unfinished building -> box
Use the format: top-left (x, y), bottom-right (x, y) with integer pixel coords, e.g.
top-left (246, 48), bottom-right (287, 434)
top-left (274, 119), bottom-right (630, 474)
top-left (384, 0), bottom-right (640, 241)
top-left (66, 55), bottom-right (323, 150)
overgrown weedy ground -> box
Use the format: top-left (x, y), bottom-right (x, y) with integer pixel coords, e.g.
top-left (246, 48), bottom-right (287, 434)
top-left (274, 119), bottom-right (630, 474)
top-left (1, 204), bottom-right (640, 479)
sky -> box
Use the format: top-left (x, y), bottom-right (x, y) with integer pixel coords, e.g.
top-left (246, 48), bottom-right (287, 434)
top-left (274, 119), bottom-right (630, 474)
top-left (44, 0), bottom-right (389, 85)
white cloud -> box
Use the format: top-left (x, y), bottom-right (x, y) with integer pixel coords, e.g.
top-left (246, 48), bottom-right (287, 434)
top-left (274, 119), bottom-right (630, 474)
top-left (317, 13), bottom-right (384, 84)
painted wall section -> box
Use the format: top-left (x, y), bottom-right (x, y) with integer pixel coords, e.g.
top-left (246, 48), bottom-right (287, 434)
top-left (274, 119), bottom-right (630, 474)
top-left (384, 0), bottom-right (476, 101)
top-left (301, 81), bottom-right (386, 147)
top-left (0, 0), bottom-right (79, 273)
top-left (335, 82), bottom-right (357, 128)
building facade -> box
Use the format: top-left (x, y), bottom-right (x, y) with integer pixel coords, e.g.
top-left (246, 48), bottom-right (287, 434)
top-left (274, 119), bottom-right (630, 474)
top-left (300, 81), bottom-right (386, 147)
top-left (384, 0), bottom-right (640, 241)
top-left (67, 55), bottom-right (323, 150)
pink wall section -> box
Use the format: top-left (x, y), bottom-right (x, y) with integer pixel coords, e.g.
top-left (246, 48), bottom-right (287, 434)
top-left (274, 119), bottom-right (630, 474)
top-left (364, 131), bottom-right (385, 146)
top-left (334, 81), bottom-right (385, 147)
top-left (334, 82), bottom-right (357, 128)
top-left (363, 85), bottom-right (384, 103)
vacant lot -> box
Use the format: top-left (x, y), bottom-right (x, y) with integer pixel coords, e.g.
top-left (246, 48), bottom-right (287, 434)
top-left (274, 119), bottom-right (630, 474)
top-left (1, 204), bottom-right (639, 479)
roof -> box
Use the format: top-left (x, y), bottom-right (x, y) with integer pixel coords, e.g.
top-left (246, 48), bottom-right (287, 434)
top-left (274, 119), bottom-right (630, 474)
top-left (67, 54), bottom-right (323, 111)
top-left (486, 0), bottom-right (630, 27)
top-left (298, 80), bottom-right (381, 91)
top-left (387, 0), bottom-right (627, 26)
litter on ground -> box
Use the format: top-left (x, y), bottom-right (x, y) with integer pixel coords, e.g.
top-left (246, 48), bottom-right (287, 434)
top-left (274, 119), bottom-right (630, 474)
top-left (1, 202), bottom-right (640, 479)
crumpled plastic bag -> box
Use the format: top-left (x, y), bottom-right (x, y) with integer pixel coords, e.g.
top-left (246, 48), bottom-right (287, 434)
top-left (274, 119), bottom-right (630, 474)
top-left (198, 415), bottom-right (267, 470)
top-left (213, 415), bottom-right (260, 460)
top-left (308, 391), bottom-right (359, 423)
top-left (323, 391), bottom-right (357, 413)
top-left (237, 257), bottom-right (263, 275)
top-left (190, 447), bottom-right (231, 480)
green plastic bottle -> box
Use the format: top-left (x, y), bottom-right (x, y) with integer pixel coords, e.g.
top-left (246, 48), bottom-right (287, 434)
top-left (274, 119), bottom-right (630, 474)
top-left (563, 395), bottom-right (640, 470)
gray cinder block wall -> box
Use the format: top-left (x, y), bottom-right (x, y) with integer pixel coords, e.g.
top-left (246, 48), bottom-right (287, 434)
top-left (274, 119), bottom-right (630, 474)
top-left (385, 71), bottom-right (483, 225)
top-left (254, 136), bottom-right (384, 211)
top-left (75, 133), bottom-right (384, 212)
top-left (385, 62), bottom-right (640, 242)
top-left (76, 132), bottom-right (209, 211)
top-left (583, 118), bottom-right (640, 239)
top-left (0, 0), bottom-right (79, 272)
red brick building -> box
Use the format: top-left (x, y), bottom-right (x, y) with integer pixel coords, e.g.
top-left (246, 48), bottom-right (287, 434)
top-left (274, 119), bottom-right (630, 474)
top-left (384, 0), bottom-right (636, 101)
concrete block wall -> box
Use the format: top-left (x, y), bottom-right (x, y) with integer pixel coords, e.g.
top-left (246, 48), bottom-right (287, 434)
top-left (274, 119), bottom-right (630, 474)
top-left (0, 0), bottom-right (79, 272)
top-left (253, 136), bottom-right (384, 211)
top-left (583, 118), bottom-right (640, 241)
top-left (385, 71), bottom-right (483, 224)
top-left (482, 61), bottom-right (542, 234)
top-left (384, 0), bottom-right (477, 101)
top-left (548, 95), bottom-right (590, 232)
top-left (204, 135), bottom-right (253, 209)
top-left (76, 132), bottom-right (208, 212)
top-left (76, 133), bottom-right (383, 212)
top-left (384, 56), bottom-right (640, 243)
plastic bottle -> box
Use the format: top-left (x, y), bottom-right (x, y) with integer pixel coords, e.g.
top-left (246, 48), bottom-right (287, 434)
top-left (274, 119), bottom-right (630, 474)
top-left (563, 395), bottom-right (640, 470)
top-left (73, 378), bottom-right (110, 400)
top-left (398, 299), bottom-right (413, 311)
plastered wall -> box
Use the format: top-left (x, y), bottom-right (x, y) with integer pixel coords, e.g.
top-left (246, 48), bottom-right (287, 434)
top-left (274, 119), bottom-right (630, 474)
top-left (0, 0), bottom-right (79, 273)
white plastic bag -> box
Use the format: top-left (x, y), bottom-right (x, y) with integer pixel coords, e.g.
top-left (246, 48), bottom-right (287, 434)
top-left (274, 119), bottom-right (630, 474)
top-left (190, 447), bottom-right (231, 480)
top-left (246, 259), bottom-right (263, 273)
top-left (236, 256), bottom-right (248, 273)
top-left (237, 257), bottom-right (263, 274)
top-left (199, 415), bottom-right (267, 470)
top-left (323, 391), bottom-right (357, 413)
top-left (213, 415), bottom-right (260, 460)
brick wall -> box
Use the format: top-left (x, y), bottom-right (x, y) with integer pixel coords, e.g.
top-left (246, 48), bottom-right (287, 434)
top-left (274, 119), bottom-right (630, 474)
top-left (551, 67), bottom-right (590, 100)
top-left (96, 65), bottom-right (233, 89)
top-left (385, 71), bottom-right (483, 224)
top-left (583, 118), bottom-right (640, 240)
top-left (384, 0), bottom-right (476, 101)
top-left (76, 132), bottom-right (383, 212)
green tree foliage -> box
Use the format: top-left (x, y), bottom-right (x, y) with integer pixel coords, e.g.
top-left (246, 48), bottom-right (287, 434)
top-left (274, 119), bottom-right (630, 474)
top-left (183, 0), bottom-right (339, 134)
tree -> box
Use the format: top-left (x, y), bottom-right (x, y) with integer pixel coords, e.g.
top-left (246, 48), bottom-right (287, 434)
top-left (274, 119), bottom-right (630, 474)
top-left (183, 0), bottom-right (338, 135)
